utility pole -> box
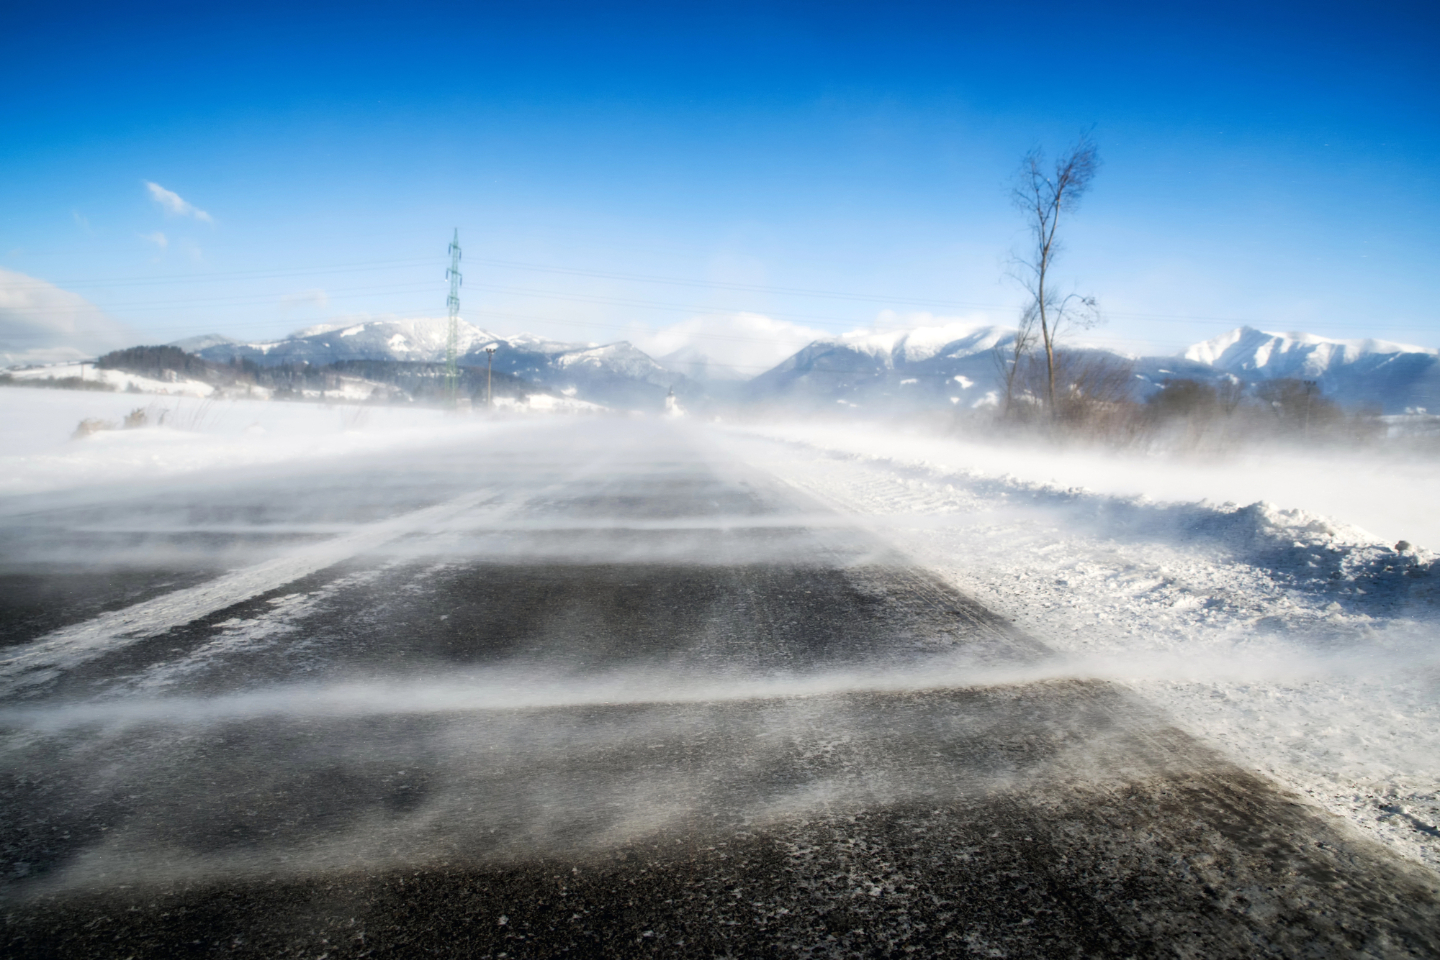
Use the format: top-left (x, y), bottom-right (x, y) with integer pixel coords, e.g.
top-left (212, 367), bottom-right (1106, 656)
top-left (485, 346), bottom-right (497, 407)
top-left (445, 229), bottom-right (462, 406)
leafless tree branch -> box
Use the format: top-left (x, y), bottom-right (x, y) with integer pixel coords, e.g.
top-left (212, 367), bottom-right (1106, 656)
top-left (1010, 134), bottom-right (1101, 417)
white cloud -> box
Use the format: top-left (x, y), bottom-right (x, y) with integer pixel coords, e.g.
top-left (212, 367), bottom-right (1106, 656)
top-left (864, 308), bottom-right (1001, 334)
top-left (0, 268), bottom-right (136, 365)
top-left (630, 312), bottom-right (829, 381)
top-left (139, 231), bottom-right (168, 248)
top-left (144, 181), bottom-right (213, 223)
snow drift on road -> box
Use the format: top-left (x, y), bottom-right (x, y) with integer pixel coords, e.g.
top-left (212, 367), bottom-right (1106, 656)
top-left (722, 421), bottom-right (1440, 874)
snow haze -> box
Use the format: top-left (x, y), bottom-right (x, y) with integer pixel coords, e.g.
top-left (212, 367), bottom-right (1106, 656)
top-left (633, 312), bottom-right (828, 381)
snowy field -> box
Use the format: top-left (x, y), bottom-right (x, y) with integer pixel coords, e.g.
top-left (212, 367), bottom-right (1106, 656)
top-left (721, 421), bottom-right (1440, 873)
top-left (0, 387), bottom-right (521, 498)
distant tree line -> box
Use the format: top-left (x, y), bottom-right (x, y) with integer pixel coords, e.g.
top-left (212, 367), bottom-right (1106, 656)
top-left (978, 347), bottom-right (1381, 447)
top-left (0, 372), bottom-right (114, 392)
top-left (92, 347), bottom-right (535, 405)
top-left (96, 345), bottom-right (211, 379)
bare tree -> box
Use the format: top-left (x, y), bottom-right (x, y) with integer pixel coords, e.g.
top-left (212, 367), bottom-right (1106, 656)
top-left (1011, 135), bottom-right (1101, 417)
top-left (992, 301), bottom-right (1038, 419)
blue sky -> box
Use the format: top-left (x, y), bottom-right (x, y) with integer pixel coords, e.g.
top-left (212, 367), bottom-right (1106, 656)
top-left (2, 0), bottom-right (1436, 369)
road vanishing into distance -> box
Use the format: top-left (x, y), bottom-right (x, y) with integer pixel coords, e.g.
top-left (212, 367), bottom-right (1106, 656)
top-left (2, 418), bottom-right (1437, 958)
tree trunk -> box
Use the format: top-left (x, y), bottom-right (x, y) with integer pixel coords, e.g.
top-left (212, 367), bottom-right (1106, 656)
top-left (1038, 244), bottom-right (1057, 417)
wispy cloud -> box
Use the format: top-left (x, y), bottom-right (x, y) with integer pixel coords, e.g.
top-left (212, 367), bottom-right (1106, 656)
top-left (72, 210), bottom-right (95, 236)
top-left (139, 231), bottom-right (168, 249)
top-left (280, 288), bottom-right (329, 311)
top-left (143, 181), bottom-right (213, 223)
top-left (866, 308), bottom-right (999, 333)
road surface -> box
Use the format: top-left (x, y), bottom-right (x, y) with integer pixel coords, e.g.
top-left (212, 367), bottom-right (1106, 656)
top-left (2, 418), bottom-right (1437, 957)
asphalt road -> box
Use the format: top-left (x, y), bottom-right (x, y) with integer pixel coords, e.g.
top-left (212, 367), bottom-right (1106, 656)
top-left (2, 418), bottom-right (1437, 958)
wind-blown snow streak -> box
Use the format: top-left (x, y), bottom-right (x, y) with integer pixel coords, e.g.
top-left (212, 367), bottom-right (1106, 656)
top-left (0, 488), bottom-right (498, 696)
top-left (6, 645), bottom-right (1432, 732)
top-left (721, 422), bottom-right (1440, 873)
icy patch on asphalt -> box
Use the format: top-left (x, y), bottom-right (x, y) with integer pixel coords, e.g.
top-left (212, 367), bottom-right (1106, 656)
top-left (0, 489), bottom-right (499, 697)
top-left (720, 425), bottom-right (1440, 873)
top-left (119, 567), bottom-right (389, 693)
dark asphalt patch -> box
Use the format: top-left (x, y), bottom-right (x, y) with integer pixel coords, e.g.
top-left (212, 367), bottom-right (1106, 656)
top-left (6, 769), bottom-right (1438, 959)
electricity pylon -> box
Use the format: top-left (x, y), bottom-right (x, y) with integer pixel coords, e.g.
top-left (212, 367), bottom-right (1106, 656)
top-left (445, 228), bottom-right (462, 405)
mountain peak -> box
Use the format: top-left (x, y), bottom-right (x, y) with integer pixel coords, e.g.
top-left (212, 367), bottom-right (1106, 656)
top-left (1184, 326), bottom-right (1436, 373)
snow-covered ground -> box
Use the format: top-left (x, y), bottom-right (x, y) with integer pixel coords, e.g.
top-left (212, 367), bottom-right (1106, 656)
top-left (0, 386), bottom-right (619, 499)
top-left (495, 392), bottom-right (606, 414)
top-left (721, 421), bottom-right (1440, 873)
top-left (7, 360), bottom-right (215, 397)
top-left (0, 387), bottom-right (492, 497)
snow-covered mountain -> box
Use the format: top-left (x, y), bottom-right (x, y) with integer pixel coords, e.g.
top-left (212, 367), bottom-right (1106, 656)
top-left (168, 333), bottom-right (238, 354)
top-left (747, 322), bottom-right (1439, 414)
top-left (472, 334), bottom-right (689, 410)
top-left (1182, 326), bottom-right (1440, 413)
top-left (171, 318), bottom-right (1438, 415)
top-left (193, 318), bottom-right (500, 367)
top-left (747, 323), bottom-right (1018, 410)
top-left (656, 345), bottom-right (750, 382)
top-left (183, 319), bottom-right (690, 410)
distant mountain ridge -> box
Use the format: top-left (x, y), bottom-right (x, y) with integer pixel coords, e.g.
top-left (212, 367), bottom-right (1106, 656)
top-left (1181, 326), bottom-right (1440, 413)
top-left (188, 318), bottom-right (691, 410)
top-left (172, 319), bottom-right (1439, 415)
top-left (194, 318), bottom-right (498, 367)
top-left (746, 323), bottom-right (1016, 410)
top-left (744, 323), bottom-right (1438, 414)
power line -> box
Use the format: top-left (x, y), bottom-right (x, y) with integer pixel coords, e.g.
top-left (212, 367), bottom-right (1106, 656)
top-left (8, 257), bottom-right (439, 290)
top-left (20, 282), bottom-right (439, 313)
top-left (461, 256), bottom-right (1001, 311)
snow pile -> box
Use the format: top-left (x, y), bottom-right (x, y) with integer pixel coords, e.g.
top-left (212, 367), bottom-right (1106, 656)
top-left (722, 421), bottom-right (1440, 873)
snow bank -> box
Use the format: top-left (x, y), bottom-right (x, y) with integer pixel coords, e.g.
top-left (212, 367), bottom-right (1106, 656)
top-left (738, 420), bottom-right (1440, 551)
top-left (722, 421), bottom-right (1440, 873)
